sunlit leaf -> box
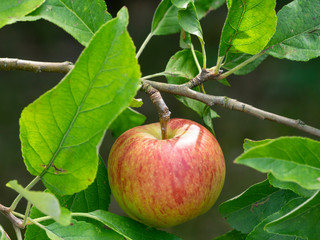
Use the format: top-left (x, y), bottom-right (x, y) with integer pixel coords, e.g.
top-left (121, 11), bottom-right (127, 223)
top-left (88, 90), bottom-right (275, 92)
top-left (6, 180), bottom-right (70, 225)
top-left (24, 0), bottom-right (111, 46)
top-left (0, 0), bottom-right (44, 29)
top-left (235, 137), bottom-right (320, 190)
top-left (20, 8), bottom-right (141, 195)
top-left (86, 210), bottom-right (181, 240)
top-left (267, 0), bottom-right (320, 61)
top-left (219, 180), bottom-right (297, 233)
top-left (219, 0), bottom-right (277, 56)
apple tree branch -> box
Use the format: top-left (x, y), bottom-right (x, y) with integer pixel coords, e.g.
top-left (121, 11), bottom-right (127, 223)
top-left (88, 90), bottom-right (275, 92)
top-left (0, 57), bottom-right (319, 138)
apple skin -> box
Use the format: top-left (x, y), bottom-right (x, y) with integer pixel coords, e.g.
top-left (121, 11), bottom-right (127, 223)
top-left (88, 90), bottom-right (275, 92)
top-left (107, 118), bottom-right (225, 228)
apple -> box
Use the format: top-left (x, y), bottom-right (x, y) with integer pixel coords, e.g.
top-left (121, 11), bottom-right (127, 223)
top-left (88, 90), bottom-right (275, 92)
top-left (107, 118), bottom-right (225, 228)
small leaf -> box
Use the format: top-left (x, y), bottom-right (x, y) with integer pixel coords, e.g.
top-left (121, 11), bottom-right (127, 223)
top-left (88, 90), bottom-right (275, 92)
top-left (194, 0), bottom-right (226, 19)
top-left (86, 210), bottom-right (181, 240)
top-left (223, 52), bottom-right (268, 75)
top-left (152, 0), bottom-right (180, 36)
top-left (203, 106), bottom-right (219, 134)
top-left (109, 108), bottom-right (146, 138)
top-left (24, 0), bottom-right (112, 46)
top-left (265, 191), bottom-right (320, 240)
top-left (129, 98), bottom-right (143, 108)
top-left (0, 0), bottom-right (44, 29)
top-left (243, 138), bottom-right (272, 152)
top-left (6, 180), bottom-right (70, 225)
top-left (179, 30), bottom-right (192, 49)
top-left (171, 0), bottom-right (190, 9)
top-left (268, 173), bottom-right (316, 198)
top-left (20, 8), bottom-right (141, 195)
top-left (219, 0), bottom-right (277, 56)
top-left (219, 180), bottom-right (297, 233)
top-left (235, 137), bottom-right (320, 190)
top-left (0, 225), bottom-right (10, 240)
top-left (45, 220), bottom-right (123, 240)
top-left (213, 229), bottom-right (246, 240)
top-left (25, 157), bottom-right (110, 240)
top-left (267, 0), bottom-right (320, 61)
top-left (177, 2), bottom-right (203, 40)
top-left (165, 49), bottom-right (219, 126)
top-left (217, 78), bottom-right (231, 87)
top-left (246, 197), bottom-right (307, 240)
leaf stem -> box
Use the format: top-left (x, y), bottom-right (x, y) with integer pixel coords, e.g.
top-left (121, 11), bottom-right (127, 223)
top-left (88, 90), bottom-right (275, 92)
top-left (141, 72), bottom-right (165, 80)
top-left (10, 176), bottom-right (40, 211)
top-left (219, 51), bottom-right (266, 79)
top-left (13, 225), bottom-right (22, 240)
top-left (215, 56), bottom-right (224, 75)
top-left (136, 33), bottom-right (154, 59)
top-left (190, 44), bottom-right (202, 73)
top-left (199, 38), bottom-right (206, 69)
top-left (23, 201), bottom-right (32, 227)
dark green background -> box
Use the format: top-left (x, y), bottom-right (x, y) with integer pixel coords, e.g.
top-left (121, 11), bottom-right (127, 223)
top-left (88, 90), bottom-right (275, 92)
top-left (0, 1), bottom-right (319, 239)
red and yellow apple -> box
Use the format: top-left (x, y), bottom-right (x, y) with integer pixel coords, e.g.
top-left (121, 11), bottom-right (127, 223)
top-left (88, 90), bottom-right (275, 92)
top-left (107, 118), bottom-right (225, 228)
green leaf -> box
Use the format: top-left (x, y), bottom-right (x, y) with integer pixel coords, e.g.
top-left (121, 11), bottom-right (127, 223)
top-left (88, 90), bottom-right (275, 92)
top-left (203, 106), bottom-right (219, 134)
top-left (165, 49), bottom-right (219, 127)
top-left (213, 229), bottom-right (246, 240)
top-left (219, 180), bottom-right (298, 233)
top-left (24, 0), bottom-right (112, 47)
top-left (109, 108), bottom-right (146, 138)
top-left (177, 2), bottom-right (203, 40)
top-left (194, 0), bottom-right (226, 19)
top-left (20, 8), bottom-right (141, 195)
top-left (179, 30), bottom-right (192, 49)
top-left (217, 78), bottom-right (231, 87)
top-left (171, 0), bottom-right (190, 9)
top-left (267, 0), bottom-right (320, 61)
top-left (58, 156), bottom-right (111, 213)
top-left (235, 137), bottom-right (320, 190)
top-left (223, 52), bottom-right (268, 75)
top-left (246, 197), bottom-right (307, 240)
top-left (268, 173), bottom-right (316, 198)
top-left (219, 0), bottom-right (277, 56)
top-left (45, 220), bottom-right (123, 240)
top-left (86, 210), bottom-right (181, 240)
top-left (152, 0), bottom-right (180, 35)
top-left (243, 138), bottom-right (272, 152)
top-left (0, 225), bottom-right (10, 240)
top-left (266, 191), bottom-right (320, 240)
top-left (129, 98), bottom-right (143, 108)
top-left (25, 157), bottom-right (110, 240)
top-left (6, 180), bottom-right (70, 225)
top-left (0, 0), bottom-right (44, 29)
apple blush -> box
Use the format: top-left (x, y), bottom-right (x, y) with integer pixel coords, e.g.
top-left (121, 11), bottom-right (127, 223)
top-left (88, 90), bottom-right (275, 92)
top-left (107, 118), bottom-right (225, 228)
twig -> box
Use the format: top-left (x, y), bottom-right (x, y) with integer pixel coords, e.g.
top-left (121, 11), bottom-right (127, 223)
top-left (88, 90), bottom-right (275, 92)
top-left (0, 204), bottom-right (23, 229)
top-left (0, 58), bottom-right (73, 73)
top-left (141, 81), bottom-right (171, 140)
top-left (142, 79), bottom-right (320, 138)
top-left (1, 57), bottom-right (319, 138)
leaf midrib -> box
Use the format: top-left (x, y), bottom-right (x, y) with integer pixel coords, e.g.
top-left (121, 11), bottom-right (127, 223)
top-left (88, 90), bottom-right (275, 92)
top-left (38, 20), bottom-right (120, 179)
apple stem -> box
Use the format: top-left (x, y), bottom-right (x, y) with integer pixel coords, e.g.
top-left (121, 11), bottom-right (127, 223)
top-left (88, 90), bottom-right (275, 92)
top-left (141, 82), bottom-right (171, 140)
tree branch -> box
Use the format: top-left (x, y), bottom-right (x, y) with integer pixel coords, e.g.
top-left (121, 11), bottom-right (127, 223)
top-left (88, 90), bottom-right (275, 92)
top-left (0, 58), bottom-right (73, 73)
top-left (0, 204), bottom-right (23, 229)
top-left (142, 79), bottom-right (320, 138)
top-left (0, 57), bottom-right (319, 138)
top-left (141, 81), bottom-right (171, 139)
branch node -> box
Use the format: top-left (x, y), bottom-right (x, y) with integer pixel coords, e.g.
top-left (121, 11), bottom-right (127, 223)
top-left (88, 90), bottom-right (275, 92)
top-left (0, 204), bottom-right (24, 229)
